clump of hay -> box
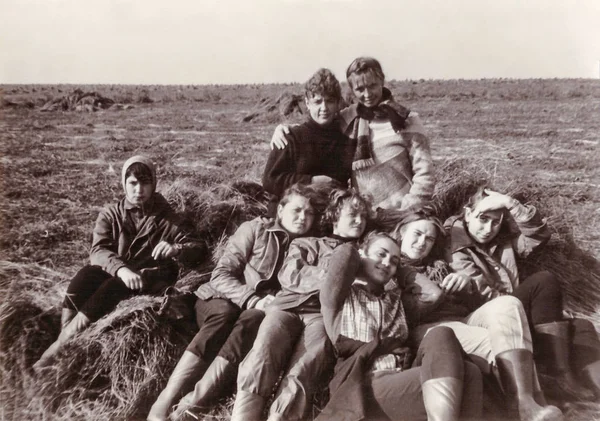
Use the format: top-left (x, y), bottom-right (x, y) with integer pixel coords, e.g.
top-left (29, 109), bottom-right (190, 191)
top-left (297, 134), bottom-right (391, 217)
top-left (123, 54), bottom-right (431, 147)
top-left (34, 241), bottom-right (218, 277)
top-left (241, 91), bottom-right (305, 123)
top-left (39, 89), bottom-right (118, 112)
top-left (1, 163), bottom-right (599, 420)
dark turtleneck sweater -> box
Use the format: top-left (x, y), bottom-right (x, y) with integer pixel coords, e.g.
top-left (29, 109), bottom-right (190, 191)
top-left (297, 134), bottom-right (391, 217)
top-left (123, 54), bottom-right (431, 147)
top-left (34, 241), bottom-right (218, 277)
top-left (262, 118), bottom-right (356, 215)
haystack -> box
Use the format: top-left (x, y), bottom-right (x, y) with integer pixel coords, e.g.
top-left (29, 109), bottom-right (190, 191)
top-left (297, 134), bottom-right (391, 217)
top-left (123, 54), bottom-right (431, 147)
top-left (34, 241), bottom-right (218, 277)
top-left (1, 162), bottom-right (599, 421)
top-left (241, 92), bottom-right (304, 123)
top-left (39, 89), bottom-right (116, 112)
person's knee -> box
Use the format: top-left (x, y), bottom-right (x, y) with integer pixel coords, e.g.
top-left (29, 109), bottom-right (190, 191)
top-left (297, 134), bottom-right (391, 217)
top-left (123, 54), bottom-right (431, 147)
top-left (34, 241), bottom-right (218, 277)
top-left (238, 309), bottom-right (266, 329)
top-left (423, 326), bottom-right (460, 350)
top-left (197, 298), bottom-right (240, 325)
top-left (485, 295), bottom-right (524, 316)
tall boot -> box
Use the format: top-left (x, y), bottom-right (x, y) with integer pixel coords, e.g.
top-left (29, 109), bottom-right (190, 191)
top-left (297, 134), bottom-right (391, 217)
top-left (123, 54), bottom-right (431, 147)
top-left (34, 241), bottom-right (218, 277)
top-left (534, 321), bottom-right (595, 401)
top-left (496, 349), bottom-right (564, 421)
top-left (581, 361), bottom-right (600, 400)
top-left (230, 390), bottom-right (265, 421)
top-left (171, 356), bottom-right (235, 420)
top-left (461, 361), bottom-right (483, 419)
top-left (61, 307), bottom-right (77, 331)
top-left (147, 351), bottom-right (208, 421)
top-left (33, 312), bottom-right (91, 371)
top-left (422, 377), bottom-right (462, 421)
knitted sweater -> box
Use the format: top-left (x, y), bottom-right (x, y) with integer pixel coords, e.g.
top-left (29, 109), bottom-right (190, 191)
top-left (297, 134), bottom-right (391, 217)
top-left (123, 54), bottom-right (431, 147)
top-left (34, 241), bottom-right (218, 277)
top-left (339, 102), bottom-right (434, 210)
top-left (262, 118), bottom-right (355, 214)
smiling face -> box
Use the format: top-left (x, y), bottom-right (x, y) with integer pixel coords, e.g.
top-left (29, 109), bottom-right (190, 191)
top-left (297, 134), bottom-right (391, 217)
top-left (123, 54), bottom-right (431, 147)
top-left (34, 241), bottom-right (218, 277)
top-left (464, 208), bottom-right (504, 244)
top-left (305, 93), bottom-right (339, 126)
top-left (332, 201), bottom-right (367, 239)
top-left (277, 194), bottom-right (315, 236)
top-left (360, 236), bottom-right (401, 285)
top-left (124, 175), bottom-right (154, 206)
top-left (348, 72), bottom-right (384, 108)
top-left (400, 220), bottom-right (438, 260)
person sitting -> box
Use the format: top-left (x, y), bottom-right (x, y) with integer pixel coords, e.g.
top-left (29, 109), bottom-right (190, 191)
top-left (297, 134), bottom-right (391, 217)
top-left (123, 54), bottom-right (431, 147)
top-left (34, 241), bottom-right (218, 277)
top-left (270, 57), bottom-right (434, 210)
top-left (383, 205), bottom-right (565, 421)
top-left (230, 188), bottom-right (370, 421)
top-left (316, 231), bottom-right (482, 421)
top-left (34, 155), bottom-right (205, 372)
top-left (147, 183), bottom-right (318, 421)
top-left (262, 68), bottom-right (355, 216)
top-left (444, 187), bottom-right (600, 402)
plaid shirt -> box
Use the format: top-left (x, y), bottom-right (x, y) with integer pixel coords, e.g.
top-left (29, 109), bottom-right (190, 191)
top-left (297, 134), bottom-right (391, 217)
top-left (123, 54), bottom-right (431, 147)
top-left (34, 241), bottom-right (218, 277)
top-left (340, 281), bottom-right (410, 372)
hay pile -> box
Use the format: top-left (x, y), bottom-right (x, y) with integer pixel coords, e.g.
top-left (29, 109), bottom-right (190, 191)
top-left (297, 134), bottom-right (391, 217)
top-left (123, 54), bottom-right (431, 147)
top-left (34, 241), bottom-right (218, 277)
top-left (241, 92), bottom-right (305, 123)
top-left (39, 89), bottom-right (132, 112)
top-left (1, 162), bottom-right (599, 421)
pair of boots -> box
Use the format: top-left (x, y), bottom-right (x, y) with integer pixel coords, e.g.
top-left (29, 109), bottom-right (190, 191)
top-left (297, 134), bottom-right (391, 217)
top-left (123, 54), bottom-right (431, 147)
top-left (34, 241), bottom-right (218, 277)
top-left (170, 356), bottom-right (236, 420)
top-left (534, 321), bottom-right (595, 401)
top-left (496, 349), bottom-right (564, 421)
top-left (33, 309), bottom-right (90, 372)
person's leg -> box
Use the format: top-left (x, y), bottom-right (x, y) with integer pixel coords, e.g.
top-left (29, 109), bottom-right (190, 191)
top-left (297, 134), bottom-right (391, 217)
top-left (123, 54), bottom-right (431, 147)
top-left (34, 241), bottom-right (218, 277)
top-left (148, 298), bottom-right (240, 421)
top-left (267, 313), bottom-right (334, 421)
top-left (62, 265), bottom-right (112, 312)
top-left (515, 271), bottom-right (592, 400)
top-left (368, 368), bottom-right (427, 421)
top-left (461, 360), bottom-right (484, 419)
top-left (567, 318), bottom-right (600, 399)
top-left (414, 326), bottom-right (469, 421)
top-left (173, 309), bottom-right (265, 418)
top-left (231, 310), bottom-right (303, 421)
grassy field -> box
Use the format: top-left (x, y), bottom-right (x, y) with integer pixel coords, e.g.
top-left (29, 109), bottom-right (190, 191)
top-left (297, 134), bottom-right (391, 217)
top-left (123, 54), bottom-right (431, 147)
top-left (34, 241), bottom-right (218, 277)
top-left (1, 79), bottom-right (599, 420)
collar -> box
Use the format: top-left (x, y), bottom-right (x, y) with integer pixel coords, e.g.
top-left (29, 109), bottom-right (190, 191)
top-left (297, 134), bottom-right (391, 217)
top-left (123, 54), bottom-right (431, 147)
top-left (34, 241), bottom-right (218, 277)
top-left (124, 194), bottom-right (156, 212)
top-left (352, 279), bottom-right (385, 296)
top-left (304, 116), bottom-right (341, 133)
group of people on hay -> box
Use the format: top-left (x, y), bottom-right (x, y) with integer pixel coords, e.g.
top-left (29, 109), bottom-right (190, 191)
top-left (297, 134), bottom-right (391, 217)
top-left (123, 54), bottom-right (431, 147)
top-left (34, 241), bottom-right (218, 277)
top-left (33, 57), bottom-right (600, 421)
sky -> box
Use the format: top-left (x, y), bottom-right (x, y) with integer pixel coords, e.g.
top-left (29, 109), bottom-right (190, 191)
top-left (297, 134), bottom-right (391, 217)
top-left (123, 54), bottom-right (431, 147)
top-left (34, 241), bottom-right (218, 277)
top-left (1, 0), bottom-right (600, 84)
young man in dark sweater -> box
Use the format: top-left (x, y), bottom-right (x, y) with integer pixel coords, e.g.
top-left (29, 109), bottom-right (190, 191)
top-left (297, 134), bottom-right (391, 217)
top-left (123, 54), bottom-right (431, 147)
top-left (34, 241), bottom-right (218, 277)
top-left (262, 68), bottom-right (355, 216)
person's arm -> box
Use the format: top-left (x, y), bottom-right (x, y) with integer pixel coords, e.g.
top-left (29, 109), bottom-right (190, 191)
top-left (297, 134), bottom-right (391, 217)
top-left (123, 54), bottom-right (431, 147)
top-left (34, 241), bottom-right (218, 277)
top-left (89, 207), bottom-right (129, 276)
top-left (262, 134), bottom-right (312, 197)
top-left (206, 221), bottom-right (261, 309)
top-left (270, 124), bottom-right (293, 150)
top-left (447, 249), bottom-right (504, 302)
top-left (399, 267), bottom-right (444, 326)
top-left (277, 238), bottom-right (324, 295)
top-left (401, 113), bottom-right (434, 209)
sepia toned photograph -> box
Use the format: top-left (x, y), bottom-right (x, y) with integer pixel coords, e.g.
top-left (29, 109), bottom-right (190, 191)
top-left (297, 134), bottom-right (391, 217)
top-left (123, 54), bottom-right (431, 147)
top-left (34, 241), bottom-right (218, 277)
top-left (1, 1), bottom-right (599, 420)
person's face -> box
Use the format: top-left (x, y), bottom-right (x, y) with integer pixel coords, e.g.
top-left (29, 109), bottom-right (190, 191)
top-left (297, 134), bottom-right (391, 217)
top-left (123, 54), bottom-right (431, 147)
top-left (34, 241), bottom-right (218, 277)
top-left (400, 220), bottom-right (438, 260)
top-left (305, 93), bottom-right (339, 126)
top-left (277, 194), bottom-right (315, 236)
top-left (360, 236), bottom-right (401, 285)
top-left (125, 175), bottom-right (153, 206)
top-left (349, 72), bottom-right (384, 108)
top-left (333, 202), bottom-right (367, 239)
top-left (464, 208), bottom-right (504, 244)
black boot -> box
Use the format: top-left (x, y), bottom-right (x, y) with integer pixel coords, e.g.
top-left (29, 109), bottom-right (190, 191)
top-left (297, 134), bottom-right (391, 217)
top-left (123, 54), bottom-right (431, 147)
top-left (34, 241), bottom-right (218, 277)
top-left (147, 351), bottom-right (208, 421)
top-left (496, 349), bottom-right (564, 421)
top-left (534, 321), bottom-right (595, 401)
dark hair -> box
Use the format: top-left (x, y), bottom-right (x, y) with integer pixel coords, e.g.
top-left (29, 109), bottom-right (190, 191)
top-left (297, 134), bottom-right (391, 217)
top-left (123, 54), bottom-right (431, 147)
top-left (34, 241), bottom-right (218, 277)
top-left (321, 188), bottom-right (371, 234)
top-left (360, 230), bottom-right (399, 253)
top-left (464, 186), bottom-right (489, 210)
top-left (304, 68), bottom-right (342, 101)
top-left (279, 183), bottom-right (317, 209)
top-left (346, 57), bottom-right (385, 88)
top-left (124, 162), bottom-right (153, 184)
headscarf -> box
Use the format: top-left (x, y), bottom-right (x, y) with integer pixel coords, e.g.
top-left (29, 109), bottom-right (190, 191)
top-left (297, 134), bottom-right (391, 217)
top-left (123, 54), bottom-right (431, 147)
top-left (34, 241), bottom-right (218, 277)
top-left (121, 155), bottom-right (157, 194)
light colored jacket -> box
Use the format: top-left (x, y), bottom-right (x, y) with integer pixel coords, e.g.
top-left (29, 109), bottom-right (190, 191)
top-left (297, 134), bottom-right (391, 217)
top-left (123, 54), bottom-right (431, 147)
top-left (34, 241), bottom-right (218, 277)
top-left (444, 202), bottom-right (551, 308)
top-left (195, 217), bottom-right (290, 309)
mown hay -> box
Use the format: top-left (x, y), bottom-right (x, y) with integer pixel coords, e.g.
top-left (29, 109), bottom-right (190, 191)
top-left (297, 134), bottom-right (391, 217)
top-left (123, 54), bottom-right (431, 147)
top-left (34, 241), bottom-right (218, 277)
top-left (241, 91), bottom-right (304, 123)
top-left (1, 164), bottom-right (599, 421)
top-left (39, 88), bottom-right (118, 112)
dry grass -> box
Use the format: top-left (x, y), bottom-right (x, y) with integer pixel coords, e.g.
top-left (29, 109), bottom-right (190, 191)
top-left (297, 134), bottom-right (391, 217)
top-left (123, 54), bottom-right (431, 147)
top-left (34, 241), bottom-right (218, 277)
top-left (1, 80), bottom-right (599, 420)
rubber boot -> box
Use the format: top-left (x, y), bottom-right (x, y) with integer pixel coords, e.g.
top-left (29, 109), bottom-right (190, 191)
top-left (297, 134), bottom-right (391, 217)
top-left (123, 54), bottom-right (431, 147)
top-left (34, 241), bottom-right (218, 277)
top-left (147, 351), bottom-right (208, 421)
top-left (171, 356), bottom-right (235, 420)
top-left (61, 307), bottom-right (77, 331)
top-left (33, 312), bottom-right (90, 371)
top-left (230, 390), bottom-right (265, 421)
top-left (534, 321), bottom-right (595, 401)
top-left (581, 361), bottom-right (600, 400)
top-left (496, 349), bottom-right (564, 421)
top-left (422, 377), bottom-right (462, 421)
top-left (461, 361), bottom-right (483, 419)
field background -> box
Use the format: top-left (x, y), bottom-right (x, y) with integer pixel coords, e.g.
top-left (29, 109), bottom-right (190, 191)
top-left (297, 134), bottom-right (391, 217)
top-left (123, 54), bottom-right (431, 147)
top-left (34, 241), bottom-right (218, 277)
top-left (1, 79), bottom-right (599, 420)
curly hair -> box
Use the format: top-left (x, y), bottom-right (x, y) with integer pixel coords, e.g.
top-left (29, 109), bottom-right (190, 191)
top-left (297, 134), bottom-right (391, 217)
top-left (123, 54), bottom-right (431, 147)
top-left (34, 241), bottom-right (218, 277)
top-left (346, 57), bottom-right (385, 88)
top-left (321, 188), bottom-right (372, 234)
top-left (279, 183), bottom-right (318, 209)
top-left (304, 68), bottom-right (342, 101)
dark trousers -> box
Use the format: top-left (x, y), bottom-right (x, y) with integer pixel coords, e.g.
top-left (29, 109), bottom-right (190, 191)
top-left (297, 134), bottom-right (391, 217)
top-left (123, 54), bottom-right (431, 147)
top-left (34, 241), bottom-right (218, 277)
top-left (63, 265), bottom-right (174, 322)
top-left (512, 271), bottom-right (562, 326)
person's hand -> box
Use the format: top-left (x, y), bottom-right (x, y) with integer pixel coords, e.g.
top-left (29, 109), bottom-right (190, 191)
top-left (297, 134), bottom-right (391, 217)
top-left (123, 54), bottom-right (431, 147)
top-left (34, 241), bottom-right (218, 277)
top-left (270, 124), bottom-right (292, 150)
top-left (311, 175), bottom-right (334, 184)
top-left (473, 189), bottom-right (516, 214)
top-left (255, 294), bottom-right (275, 311)
top-left (152, 241), bottom-right (180, 260)
top-left (117, 267), bottom-right (144, 290)
top-left (440, 273), bottom-right (471, 293)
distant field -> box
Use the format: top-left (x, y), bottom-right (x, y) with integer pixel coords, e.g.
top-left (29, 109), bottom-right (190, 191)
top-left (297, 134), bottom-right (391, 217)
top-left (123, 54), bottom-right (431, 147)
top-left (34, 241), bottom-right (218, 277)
top-left (1, 79), bottom-right (599, 420)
